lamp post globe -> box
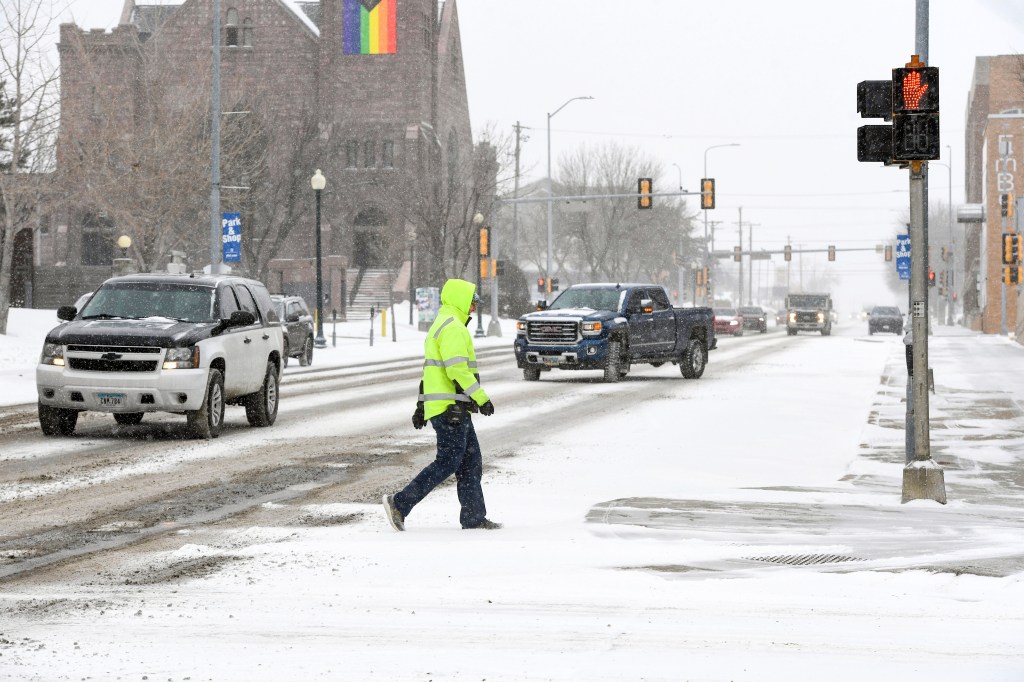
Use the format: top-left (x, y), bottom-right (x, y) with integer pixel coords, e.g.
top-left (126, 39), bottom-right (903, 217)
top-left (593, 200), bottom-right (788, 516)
top-left (311, 169), bottom-right (327, 348)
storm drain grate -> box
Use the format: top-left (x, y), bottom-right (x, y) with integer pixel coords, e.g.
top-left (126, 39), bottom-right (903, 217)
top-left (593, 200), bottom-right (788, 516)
top-left (745, 553), bottom-right (865, 566)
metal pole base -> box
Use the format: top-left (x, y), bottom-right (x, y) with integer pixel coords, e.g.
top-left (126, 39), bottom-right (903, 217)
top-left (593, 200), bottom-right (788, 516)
top-left (314, 335), bottom-right (327, 349)
top-left (486, 319), bottom-right (502, 337)
top-left (901, 461), bottom-right (947, 504)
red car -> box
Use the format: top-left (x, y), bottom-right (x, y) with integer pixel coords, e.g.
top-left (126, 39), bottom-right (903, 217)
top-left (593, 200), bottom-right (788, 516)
top-left (713, 307), bottom-right (744, 336)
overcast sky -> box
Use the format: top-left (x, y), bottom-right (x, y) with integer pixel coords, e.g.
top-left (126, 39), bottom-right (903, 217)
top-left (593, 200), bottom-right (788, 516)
top-left (61, 0), bottom-right (1024, 313)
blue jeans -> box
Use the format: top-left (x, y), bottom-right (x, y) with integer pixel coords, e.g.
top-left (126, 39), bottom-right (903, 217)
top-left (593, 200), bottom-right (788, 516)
top-left (393, 412), bottom-right (487, 528)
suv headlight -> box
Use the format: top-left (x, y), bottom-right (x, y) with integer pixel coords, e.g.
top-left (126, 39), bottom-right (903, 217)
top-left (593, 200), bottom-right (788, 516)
top-left (40, 343), bottom-right (65, 366)
top-left (581, 321), bottom-right (602, 335)
top-left (163, 346), bottom-right (200, 370)
top-left (516, 321), bottom-right (527, 335)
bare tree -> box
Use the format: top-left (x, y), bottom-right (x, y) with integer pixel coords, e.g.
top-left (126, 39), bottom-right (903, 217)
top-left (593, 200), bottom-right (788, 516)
top-left (0, 0), bottom-right (62, 334)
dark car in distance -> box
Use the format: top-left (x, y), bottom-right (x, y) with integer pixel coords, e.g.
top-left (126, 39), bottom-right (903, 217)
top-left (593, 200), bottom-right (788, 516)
top-left (738, 306), bottom-right (768, 333)
top-left (868, 306), bottom-right (903, 335)
top-left (272, 295), bottom-right (314, 366)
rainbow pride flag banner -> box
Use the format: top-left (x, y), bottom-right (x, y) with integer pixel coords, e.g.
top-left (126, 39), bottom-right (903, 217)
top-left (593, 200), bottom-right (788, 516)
top-left (343, 0), bottom-right (397, 55)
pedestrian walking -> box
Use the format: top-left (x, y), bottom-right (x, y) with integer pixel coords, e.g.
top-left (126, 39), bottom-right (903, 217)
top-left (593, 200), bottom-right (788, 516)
top-left (383, 278), bottom-right (500, 531)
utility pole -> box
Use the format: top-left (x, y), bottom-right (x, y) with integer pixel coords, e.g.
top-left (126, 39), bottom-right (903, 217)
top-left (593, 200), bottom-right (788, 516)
top-left (512, 121), bottom-right (524, 263)
top-left (737, 207), bottom-right (743, 307)
top-left (746, 222), bottom-right (760, 305)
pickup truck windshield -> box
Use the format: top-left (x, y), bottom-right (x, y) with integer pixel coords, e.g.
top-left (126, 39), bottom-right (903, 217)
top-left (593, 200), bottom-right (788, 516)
top-left (82, 283), bottom-right (217, 322)
top-left (548, 288), bottom-right (624, 312)
top-left (788, 295), bottom-right (828, 308)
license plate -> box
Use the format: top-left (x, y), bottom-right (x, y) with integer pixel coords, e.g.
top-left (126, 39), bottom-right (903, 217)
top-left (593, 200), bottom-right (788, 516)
top-left (542, 356), bottom-right (559, 366)
top-left (97, 392), bottom-right (126, 407)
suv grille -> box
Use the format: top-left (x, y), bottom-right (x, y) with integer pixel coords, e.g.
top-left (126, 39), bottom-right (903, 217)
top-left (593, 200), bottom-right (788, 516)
top-left (68, 358), bottom-right (158, 372)
top-left (526, 321), bottom-right (578, 345)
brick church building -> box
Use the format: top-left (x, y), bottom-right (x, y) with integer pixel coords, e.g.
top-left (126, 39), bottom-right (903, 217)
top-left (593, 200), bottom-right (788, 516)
top-left (27, 0), bottom-right (484, 312)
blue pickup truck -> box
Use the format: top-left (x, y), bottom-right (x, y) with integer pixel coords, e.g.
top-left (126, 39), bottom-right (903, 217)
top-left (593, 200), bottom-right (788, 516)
top-left (514, 283), bottom-right (716, 382)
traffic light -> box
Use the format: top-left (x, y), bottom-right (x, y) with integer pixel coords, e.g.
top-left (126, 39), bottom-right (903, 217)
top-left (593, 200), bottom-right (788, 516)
top-left (700, 178), bottom-right (715, 210)
top-left (891, 58), bottom-right (940, 161)
top-left (638, 177), bottom-right (653, 209)
top-left (784, 244), bottom-right (792, 262)
top-left (1003, 233), bottom-right (1020, 264)
top-left (733, 245), bottom-right (741, 262)
top-left (537, 277), bottom-right (546, 293)
top-left (1004, 266), bottom-right (1023, 285)
top-left (479, 226), bottom-right (489, 257)
top-left (828, 245), bottom-right (836, 261)
top-left (928, 269), bottom-right (936, 286)
top-left (884, 244), bottom-right (893, 262)
top-left (1001, 194), bottom-right (1013, 218)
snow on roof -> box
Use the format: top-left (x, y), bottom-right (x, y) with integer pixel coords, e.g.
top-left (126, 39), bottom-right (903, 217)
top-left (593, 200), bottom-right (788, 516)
top-left (278, 0), bottom-right (320, 37)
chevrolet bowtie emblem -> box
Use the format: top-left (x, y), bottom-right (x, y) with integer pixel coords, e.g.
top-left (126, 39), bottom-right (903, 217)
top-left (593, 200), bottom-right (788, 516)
top-left (101, 352), bottom-right (123, 360)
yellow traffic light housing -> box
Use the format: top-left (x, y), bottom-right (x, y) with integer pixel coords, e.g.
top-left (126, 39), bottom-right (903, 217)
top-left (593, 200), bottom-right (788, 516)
top-left (638, 178), bottom-right (653, 209)
top-left (700, 178), bottom-right (715, 210)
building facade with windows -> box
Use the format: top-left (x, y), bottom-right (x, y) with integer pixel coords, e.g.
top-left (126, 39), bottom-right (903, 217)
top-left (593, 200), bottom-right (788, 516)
top-left (963, 55), bottom-right (1024, 336)
top-left (27, 0), bottom-right (476, 309)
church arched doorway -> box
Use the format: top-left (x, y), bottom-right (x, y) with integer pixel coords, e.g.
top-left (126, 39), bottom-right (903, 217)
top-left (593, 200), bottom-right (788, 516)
top-left (352, 207), bottom-right (388, 268)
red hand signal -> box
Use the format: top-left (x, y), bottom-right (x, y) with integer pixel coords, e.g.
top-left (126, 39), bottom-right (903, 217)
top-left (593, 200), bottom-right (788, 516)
top-left (903, 70), bottom-right (929, 109)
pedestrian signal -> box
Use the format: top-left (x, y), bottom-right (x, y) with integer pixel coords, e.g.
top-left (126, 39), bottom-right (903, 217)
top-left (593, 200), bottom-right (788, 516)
top-left (828, 245), bottom-right (836, 261)
top-left (928, 269), bottom-right (936, 286)
top-left (700, 178), bottom-right (715, 210)
top-left (551, 278), bottom-right (560, 292)
top-left (638, 178), bottom-right (653, 209)
top-left (537, 277), bottom-right (546, 293)
top-left (884, 244), bottom-right (893, 261)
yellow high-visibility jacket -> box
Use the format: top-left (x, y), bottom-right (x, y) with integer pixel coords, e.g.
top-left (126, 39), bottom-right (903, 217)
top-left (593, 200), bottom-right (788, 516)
top-left (419, 279), bottom-right (490, 420)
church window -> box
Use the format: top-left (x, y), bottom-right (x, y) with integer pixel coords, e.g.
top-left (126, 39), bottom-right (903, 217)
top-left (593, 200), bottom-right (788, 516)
top-left (226, 8), bottom-right (239, 47)
top-left (242, 18), bottom-right (253, 47)
top-left (81, 213), bottom-right (114, 266)
top-left (382, 140), bottom-right (394, 168)
top-left (364, 140), bottom-right (376, 168)
top-left (346, 141), bottom-right (358, 168)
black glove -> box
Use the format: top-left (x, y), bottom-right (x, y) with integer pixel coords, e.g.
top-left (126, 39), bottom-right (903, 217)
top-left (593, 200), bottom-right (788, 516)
top-left (479, 400), bottom-right (494, 416)
top-left (412, 403), bottom-right (426, 429)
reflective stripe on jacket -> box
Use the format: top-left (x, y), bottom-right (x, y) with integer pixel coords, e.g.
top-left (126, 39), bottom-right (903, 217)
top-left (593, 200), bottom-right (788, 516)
top-left (420, 279), bottom-right (489, 420)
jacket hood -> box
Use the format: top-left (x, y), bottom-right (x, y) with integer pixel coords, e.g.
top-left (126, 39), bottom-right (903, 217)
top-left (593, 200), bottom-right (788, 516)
top-left (440, 279), bottom-right (476, 321)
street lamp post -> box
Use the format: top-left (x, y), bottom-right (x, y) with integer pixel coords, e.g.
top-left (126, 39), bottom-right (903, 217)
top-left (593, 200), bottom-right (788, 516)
top-left (311, 169), bottom-right (327, 348)
top-left (703, 143), bottom-right (740, 305)
top-left (407, 230), bottom-right (416, 326)
top-left (473, 212), bottom-right (486, 337)
top-left (672, 162), bottom-right (685, 305)
top-left (546, 95), bottom-right (593, 298)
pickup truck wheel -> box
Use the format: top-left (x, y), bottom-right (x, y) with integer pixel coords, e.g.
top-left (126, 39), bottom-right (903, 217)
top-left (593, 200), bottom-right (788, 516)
top-left (38, 402), bottom-right (78, 436)
top-left (113, 412), bottom-right (144, 426)
top-left (187, 369), bottom-right (224, 439)
top-left (523, 367), bottom-right (541, 381)
top-left (603, 340), bottom-right (623, 383)
top-left (299, 336), bottom-right (313, 366)
top-left (680, 339), bottom-right (707, 379)
top-left (245, 361), bottom-right (280, 427)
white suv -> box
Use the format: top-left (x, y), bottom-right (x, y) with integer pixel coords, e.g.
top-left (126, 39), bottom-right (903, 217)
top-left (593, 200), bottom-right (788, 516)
top-left (36, 273), bottom-right (284, 439)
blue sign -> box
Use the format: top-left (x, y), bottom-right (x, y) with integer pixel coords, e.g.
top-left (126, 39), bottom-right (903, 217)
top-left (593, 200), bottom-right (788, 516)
top-left (896, 234), bottom-right (911, 281)
top-left (222, 212), bottom-right (242, 263)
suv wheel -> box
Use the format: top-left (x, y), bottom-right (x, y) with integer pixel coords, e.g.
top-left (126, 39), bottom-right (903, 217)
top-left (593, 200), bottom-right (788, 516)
top-left (245, 361), bottom-right (279, 427)
top-left (187, 369), bottom-right (224, 439)
top-left (39, 402), bottom-right (78, 436)
top-left (299, 336), bottom-right (313, 367)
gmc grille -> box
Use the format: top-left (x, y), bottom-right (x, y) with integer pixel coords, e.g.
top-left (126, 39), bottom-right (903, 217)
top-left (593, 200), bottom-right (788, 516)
top-left (796, 312), bottom-right (820, 323)
top-left (526, 321), bottom-right (579, 345)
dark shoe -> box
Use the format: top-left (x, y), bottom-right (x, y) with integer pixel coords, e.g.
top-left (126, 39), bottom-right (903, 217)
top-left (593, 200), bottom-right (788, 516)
top-left (466, 518), bottom-right (502, 530)
top-left (382, 494), bottom-right (405, 531)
